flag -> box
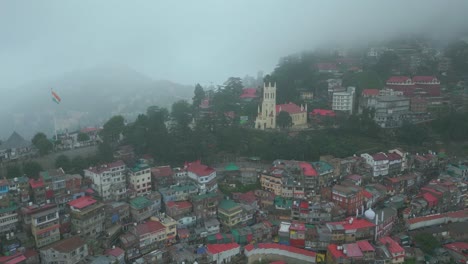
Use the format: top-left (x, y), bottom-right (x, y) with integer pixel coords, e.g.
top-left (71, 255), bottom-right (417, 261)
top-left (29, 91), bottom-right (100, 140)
top-left (52, 90), bottom-right (61, 104)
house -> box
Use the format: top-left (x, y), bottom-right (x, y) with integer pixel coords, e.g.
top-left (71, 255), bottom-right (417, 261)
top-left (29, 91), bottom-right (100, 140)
top-left (240, 88), bottom-right (259, 101)
top-left (387, 152), bottom-right (402, 176)
top-left (0, 131), bottom-right (33, 160)
top-left (289, 221), bottom-right (306, 248)
top-left (151, 215), bottom-right (178, 244)
top-left (276, 103), bottom-right (308, 128)
top-left (204, 218), bottom-right (220, 235)
top-left (332, 87), bottom-right (356, 114)
top-left (128, 161), bottom-right (152, 196)
top-left (311, 161), bottom-right (334, 188)
top-left (190, 192), bottom-right (221, 221)
top-left (326, 217), bottom-right (376, 243)
top-left (206, 243), bottom-right (241, 264)
top-left (244, 243), bottom-right (316, 264)
top-left (159, 183), bottom-right (198, 203)
top-left (186, 160), bottom-right (217, 194)
top-left (105, 246), bottom-right (126, 264)
top-left (331, 185), bottom-right (364, 216)
top-left (316, 62), bottom-right (338, 73)
top-left (386, 76), bottom-right (415, 97)
top-left (218, 199), bottom-right (244, 228)
top-left (361, 153), bottom-right (389, 177)
top-left (0, 201), bottom-right (18, 236)
top-left (84, 160), bottom-right (127, 201)
top-left (260, 168), bottom-right (284, 196)
top-left (129, 196), bottom-right (158, 223)
top-left (373, 95), bottom-right (410, 128)
top-left (412, 76), bottom-right (441, 97)
top-left (151, 165), bottom-right (174, 188)
top-left (444, 242), bottom-right (468, 263)
top-left (388, 148), bottom-right (409, 172)
top-left (29, 177), bottom-right (46, 205)
top-left (327, 241), bottom-right (376, 264)
top-left (232, 191), bottom-right (258, 210)
top-left (344, 174), bottom-right (362, 186)
top-left (377, 236), bottom-right (405, 264)
top-left (39, 236), bottom-right (88, 264)
top-left (68, 196), bottom-right (105, 238)
top-left (21, 203), bottom-right (60, 248)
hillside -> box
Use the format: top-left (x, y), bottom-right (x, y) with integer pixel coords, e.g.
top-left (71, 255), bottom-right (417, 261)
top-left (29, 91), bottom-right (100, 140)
top-left (0, 66), bottom-right (193, 139)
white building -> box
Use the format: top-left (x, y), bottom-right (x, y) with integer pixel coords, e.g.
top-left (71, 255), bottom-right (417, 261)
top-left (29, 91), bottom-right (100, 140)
top-left (255, 82), bottom-right (277, 130)
top-left (206, 243), bottom-right (241, 264)
top-left (186, 161), bottom-right (217, 194)
top-left (128, 162), bottom-right (152, 196)
top-left (332, 87), bottom-right (356, 114)
top-left (84, 160), bottom-right (127, 201)
top-left (361, 153), bottom-right (389, 177)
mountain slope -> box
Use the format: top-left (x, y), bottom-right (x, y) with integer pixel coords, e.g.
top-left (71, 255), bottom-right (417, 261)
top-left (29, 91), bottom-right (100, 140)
top-left (0, 66), bottom-right (193, 139)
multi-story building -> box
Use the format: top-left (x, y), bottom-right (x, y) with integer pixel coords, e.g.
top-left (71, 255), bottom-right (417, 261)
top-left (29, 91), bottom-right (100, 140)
top-left (361, 153), bottom-right (389, 177)
top-left (21, 203), bottom-right (60, 248)
top-left (84, 161), bottom-right (127, 201)
top-left (0, 202), bottom-right (18, 236)
top-left (260, 168), bottom-right (284, 196)
top-left (377, 236), bottom-right (405, 264)
top-left (68, 196), bottom-right (105, 238)
top-left (151, 215), bottom-right (177, 244)
top-left (327, 240), bottom-right (376, 264)
top-left (291, 200), bottom-right (340, 224)
top-left (129, 196), bottom-right (158, 223)
top-left (326, 217), bottom-right (375, 244)
top-left (166, 201), bottom-right (192, 220)
top-left (151, 165), bottom-right (175, 189)
top-left (29, 177), bottom-right (46, 205)
top-left (373, 95), bottom-right (410, 128)
top-left (39, 236), bottom-right (88, 264)
top-left (159, 183), bottom-right (198, 203)
top-left (128, 162), bottom-right (152, 196)
top-left (276, 103), bottom-right (308, 128)
top-left (332, 87), bottom-right (356, 114)
top-left (186, 161), bottom-right (217, 194)
top-left (312, 161), bottom-right (334, 188)
top-left (190, 192), bottom-right (221, 222)
top-left (387, 152), bottom-right (402, 176)
top-left (218, 199), bottom-right (244, 228)
top-left (127, 221), bottom-right (166, 256)
top-left (331, 185), bottom-right (364, 216)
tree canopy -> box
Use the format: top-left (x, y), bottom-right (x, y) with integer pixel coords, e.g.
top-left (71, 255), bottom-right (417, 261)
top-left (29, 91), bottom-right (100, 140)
top-left (23, 161), bottom-right (43, 179)
top-left (277, 111), bottom-right (292, 128)
top-left (77, 132), bottom-right (90, 142)
top-left (101, 115), bottom-right (125, 144)
top-left (32, 132), bottom-right (53, 155)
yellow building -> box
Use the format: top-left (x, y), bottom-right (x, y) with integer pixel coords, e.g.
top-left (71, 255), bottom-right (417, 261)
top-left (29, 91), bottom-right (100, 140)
top-left (217, 199), bottom-right (243, 228)
top-left (255, 83), bottom-right (277, 130)
top-left (150, 214), bottom-right (177, 244)
top-left (276, 102), bottom-right (308, 128)
top-left (260, 172), bottom-right (283, 196)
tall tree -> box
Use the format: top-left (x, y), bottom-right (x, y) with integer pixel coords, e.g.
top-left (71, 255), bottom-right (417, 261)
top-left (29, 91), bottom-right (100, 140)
top-left (373, 51), bottom-right (400, 80)
top-left (71, 156), bottom-right (87, 174)
top-left (101, 115), bottom-right (125, 144)
top-left (97, 142), bottom-right (114, 163)
top-left (23, 161), bottom-right (42, 179)
top-left (171, 100), bottom-right (192, 129)
top-left (55, 154), bottom-right (71, 172)
top-left (32, 132), bottom-right (53, 155)
top-left (77, 132), bottom-right (90, 142)
top-left (224, 77), bottom-right (244, 97)
top-left (277, 111), bottom-right (293, 128)
top-left (192, 84), bottom-right (205, 109)
top-left (6, 165), bottom-right (22, 179)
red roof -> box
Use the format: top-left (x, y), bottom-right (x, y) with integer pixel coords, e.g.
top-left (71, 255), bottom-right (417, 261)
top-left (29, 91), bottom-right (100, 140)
top-left (233, 191), bottom-right (257, 204)
top-left (244, 243), bottom-right (316, 257)
top-left (357, 240), bottom-right (375, 252)
top-left (29, 177), bottom-right (44, 189)
top-left (379, 236), bottom-right (404, 254)
top-left (4, 255), bottom-right (26, 264)
top-left (151, 166), bottom-right (173, 178)
top-left (310, 109), bottom-right (336, 117)
top-left (362, 89), bottom-right (379, 96)
top-left (68, 196), bottom-right (97, 209)
top-left (240, 88), bottom-right (258, 99)
top-left (444, 242), bottom-right (468, 257)
top-left (422, 192), bottom-right (438, 204)
top-left (328, 244), bottom-right (346, 259)
top-left (412, 76), bottom-right (438, 83)
top-left (387, 152), bottom-right (402, 161)
top-left (387, 76), bottom-right (411, 83)
top-left (276, 103), bottom-right (305, 114)
top-left (206, 243), bottom-right (240, 254)
top-left (328, 217), bottom-right (376, 231)
top-left (362, 190), bottom-right (373, 199)
top-left (347, 174), bottom-right (362, 181)
top-left (372, 152), bottom-right (388, 161)
top-left (166, 200), bottom-right (192, 210)
top-left (135, 221), bottom-right (165, 236)
top-left (186, 161), bottom-right (215, 177)
top-left (80, 127), bottom-right (99, 133)
top-left (87, 160), bottom-right (125, 174)
top-left (105, 247), bottom-right (125, 257)
top-left (299, 162), bottom-right (318, 177)
top-left (406, 213), bottom-right (444, 225)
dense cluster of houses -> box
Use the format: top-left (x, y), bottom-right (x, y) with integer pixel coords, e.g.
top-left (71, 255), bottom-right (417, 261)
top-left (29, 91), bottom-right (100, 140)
top-left (2, 142), bottom-right (466, 263)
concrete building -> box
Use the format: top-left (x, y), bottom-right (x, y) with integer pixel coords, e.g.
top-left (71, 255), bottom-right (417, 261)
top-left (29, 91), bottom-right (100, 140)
top-left (244, 243), bottom-right (316, 264)
top-left (331, 185), bottom-right (364, 216)
top-left (21, 203), bottom-right (60, 248)
top-left (218, 199), bottom-right (244, 228)
top-left (84, 161), bottom-right (127, 201)
top-left (373, 95), bottom-right (410, 128)
top-left (332, 87), bottom-right (355, 114)
top-left (128, 162), bottom-right (152, 196)
top-left (361, 153), bottom-right (389, 177)
top-left (129, 196), bottom-right (158, 223)
top-left (206, 243), bottom-right (241, 264)
top-left (68, 196), bottom-right (105, 238)
top-left (327, 240), bottom-right (375, 264)
top-left (186, 160), bottom-right (217, 194)
top-left (158, 183), bottom-right (198, 203)
top-left (255, 82), bottom-right (277, 130)
top-left (0, 202), bottom-right (18, 236)
top-left (190, 192), bottom-right (221, 222)
top-left (40, 236), bottom-right (88, 264)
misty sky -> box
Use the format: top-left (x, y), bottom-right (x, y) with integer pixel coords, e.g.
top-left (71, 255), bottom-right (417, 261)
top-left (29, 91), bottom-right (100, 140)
top-left (1, 0), bottom-right (468, 89)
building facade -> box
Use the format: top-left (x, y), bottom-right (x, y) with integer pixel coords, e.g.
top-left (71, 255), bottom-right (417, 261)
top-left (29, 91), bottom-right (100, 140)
top-left (128, 162), bottom-right (152, 196)
top-left (40, 236), bottom-right (88, 264)
top-left (332, 87), bottom-right (356, 114)
top-left (84, 161), bottom-right (127, 201)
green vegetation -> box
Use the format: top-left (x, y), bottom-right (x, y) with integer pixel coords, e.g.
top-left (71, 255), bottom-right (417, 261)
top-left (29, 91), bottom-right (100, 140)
top-left (277, 111), bottom-right (292, 128)
top-left (55, 154), bottom-right (71, 172)
top-left (32, 132), bottom-right (53, 155)
top-left (77, 132), bottom-right (90, 142)
top-left (414, 232), bottom-right (441, 255)
top-left (6, 165), bottom-right (22, 179)
top-left (23, 161), bottom-right (43, 179)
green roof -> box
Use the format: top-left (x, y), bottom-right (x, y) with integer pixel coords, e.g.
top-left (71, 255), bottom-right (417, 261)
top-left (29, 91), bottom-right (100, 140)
top-left (40, 171), bottom-right (51, 181)
top-left (0, 203), bottom-right (18, 214)
top-left (274, 196), bottom-right (293, 208)
top-left (225, 163), bottom-right (240, 171)
top-left (218, 199), bottom-right (240, 211)
top-left (311, 161), bottom-right (334, 175)
top-left (129, 196), bottom-right (152, 209)
top-left (131, 163), bottom-right (150, 172)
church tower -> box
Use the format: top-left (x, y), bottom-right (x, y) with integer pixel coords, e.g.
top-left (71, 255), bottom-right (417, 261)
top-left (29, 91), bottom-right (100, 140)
top-left (255, 82), bottom-right (276, 130)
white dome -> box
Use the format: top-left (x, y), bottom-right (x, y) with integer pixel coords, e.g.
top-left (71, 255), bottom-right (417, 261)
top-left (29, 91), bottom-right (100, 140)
top-left (364, 208), bottom-right (376, 220)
